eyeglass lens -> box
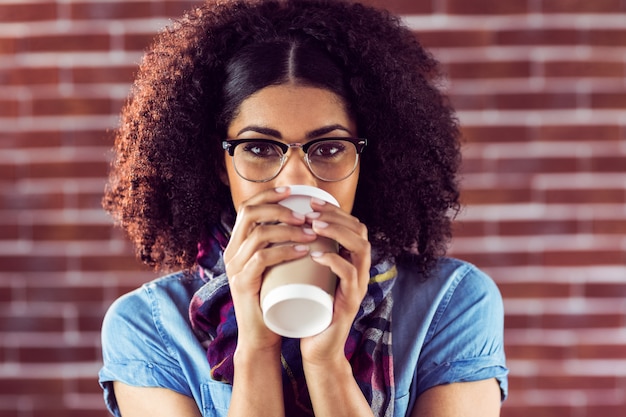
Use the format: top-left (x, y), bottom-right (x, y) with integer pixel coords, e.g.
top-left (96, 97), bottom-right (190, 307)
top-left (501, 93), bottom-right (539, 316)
top-left (231, 139), bottom-right (359, 182)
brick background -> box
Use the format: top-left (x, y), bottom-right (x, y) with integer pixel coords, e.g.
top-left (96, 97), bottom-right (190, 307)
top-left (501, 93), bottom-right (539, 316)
top-left (1, 1), bottom-right (625, 416)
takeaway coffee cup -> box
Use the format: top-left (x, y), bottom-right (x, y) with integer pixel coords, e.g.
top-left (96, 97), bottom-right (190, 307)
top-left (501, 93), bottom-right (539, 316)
top-left (260, 185), bottom-right (339, 338)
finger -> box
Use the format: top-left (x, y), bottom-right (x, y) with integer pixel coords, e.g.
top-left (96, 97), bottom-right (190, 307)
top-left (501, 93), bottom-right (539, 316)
top-left (309, 252), bottom-right (368, 315)
top-left (310, 219), bottom-right (370, 259)
top-left (228, 243), bottom-right (312, 292)
top-left (226, 224), bottom-right (317, 272)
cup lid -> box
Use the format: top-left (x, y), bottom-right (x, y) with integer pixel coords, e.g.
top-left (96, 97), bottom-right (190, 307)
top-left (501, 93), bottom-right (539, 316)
top-left (279, 185), bottom-right (339, 214)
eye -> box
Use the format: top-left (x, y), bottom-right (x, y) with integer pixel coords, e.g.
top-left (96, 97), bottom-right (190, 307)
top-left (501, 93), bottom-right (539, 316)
top-left (241, 141), bottom-right (282, 158)
top-left (309, 140), bottom-right (347, 159)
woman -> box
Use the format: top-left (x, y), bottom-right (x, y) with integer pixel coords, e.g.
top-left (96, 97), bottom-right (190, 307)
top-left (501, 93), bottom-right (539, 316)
top-left (98, 0), bottom-right (508, 416)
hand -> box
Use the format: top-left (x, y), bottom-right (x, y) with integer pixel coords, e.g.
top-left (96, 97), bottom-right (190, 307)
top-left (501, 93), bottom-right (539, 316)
top-left (299, 197), bottom-right (371, 365)
top-left (223, 187), bottom-right (318, 352)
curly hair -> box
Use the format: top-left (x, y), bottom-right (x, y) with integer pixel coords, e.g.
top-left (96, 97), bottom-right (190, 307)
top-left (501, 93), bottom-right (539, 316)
top-left (103, 0), bottom-right (461, 274)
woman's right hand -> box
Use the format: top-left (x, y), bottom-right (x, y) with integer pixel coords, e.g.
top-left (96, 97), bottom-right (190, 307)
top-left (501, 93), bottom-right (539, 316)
top-left (222, 186), bottom-right (318, 352)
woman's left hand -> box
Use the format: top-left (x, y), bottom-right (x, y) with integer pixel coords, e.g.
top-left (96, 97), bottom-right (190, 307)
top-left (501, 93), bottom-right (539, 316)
top-left (299, 197), bottom-right (371, 365)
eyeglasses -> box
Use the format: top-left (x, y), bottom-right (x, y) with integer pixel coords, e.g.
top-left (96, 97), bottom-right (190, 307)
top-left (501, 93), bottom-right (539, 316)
top-left (222, 137), bottom-right (367, 182)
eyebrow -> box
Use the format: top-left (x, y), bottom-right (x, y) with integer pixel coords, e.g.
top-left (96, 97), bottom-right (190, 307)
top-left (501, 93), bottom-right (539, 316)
top-left (236, 124), bottom-right (353, 139)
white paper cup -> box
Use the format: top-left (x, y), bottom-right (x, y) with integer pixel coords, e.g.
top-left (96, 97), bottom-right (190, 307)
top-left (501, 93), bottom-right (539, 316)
top-left (260, 185), bottom-right (339, 338)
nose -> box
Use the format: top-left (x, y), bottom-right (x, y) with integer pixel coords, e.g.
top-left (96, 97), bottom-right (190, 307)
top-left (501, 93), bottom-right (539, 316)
top-left (276, 150), bottom-right (317, 186)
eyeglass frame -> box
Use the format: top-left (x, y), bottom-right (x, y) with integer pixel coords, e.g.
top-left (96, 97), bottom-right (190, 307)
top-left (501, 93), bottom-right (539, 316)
top-left (222, 137), bottom-right (367, 182)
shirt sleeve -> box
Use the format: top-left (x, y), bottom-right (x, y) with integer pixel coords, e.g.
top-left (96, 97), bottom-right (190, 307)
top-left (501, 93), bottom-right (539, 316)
top-left (98, 285), bottom-right (193, 416)
top-left (416, 264), bottom-right (509, 399)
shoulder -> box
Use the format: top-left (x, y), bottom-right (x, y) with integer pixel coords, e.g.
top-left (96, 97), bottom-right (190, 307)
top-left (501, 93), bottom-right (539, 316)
top-left (394, 257), bottom-right (501, 315)
top-left (102, 272), bottom-right (203, 337)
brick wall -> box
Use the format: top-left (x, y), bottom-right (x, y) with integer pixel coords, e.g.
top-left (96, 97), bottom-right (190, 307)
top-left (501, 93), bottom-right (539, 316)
top-left (1, 1), bottom-right (624, 416)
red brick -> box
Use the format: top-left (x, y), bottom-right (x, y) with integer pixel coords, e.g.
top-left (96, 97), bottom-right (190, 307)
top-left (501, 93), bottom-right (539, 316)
top-left (460, 187), bottom-right (534, 205)
top-left (32, 97), bottom-right (113, 117)
top-left (532, 375), bottom-right (621, 390)
top-left (584, 283), bottom-right (626, 298)
top-left (25, 160), bottom-right (109, 179)
top-left (584, 405), bottom-right (626, 417)
top-left (543, 60), bottom-right (625, 78)
top-left (0, 314), bottom-right (64, 333)
top-left (2, 191), bottom-right (64, 211)
top-left (30, 224), bottom-right (112, 241)
top-left (588, 29), bottom-right (626, 46)
top-left (454, 92), bottom-right (582, 112)
top-left (498, 282), bottom-right (573, 298)
top-left (71, 65), bottom-right (137, 84)
top-left (591, 91), bottom-right (626, 108)
top-left (23, 33), bottom-right (111, 53)
top-left (123, 32), bottom-right (158, 52)
top-left (0, 377), bottom-right (65, 395)
top-left (496, 29), bottom-right (582, 46)
top-left (539, 124), bottom-right (621, 142)
top-left (541, 313), bottom-right (623, 329)
top-left (0, 255), bottom-right (67, 272)
top-left (576, 343), bottom-right (626, 359)
top-left (0, 98), bottom-right (19, 117)
top-left (13, 345), bottom-right (98, 363)
top-left (543, 249), bottom-right (626, 266)
top-left (0, 223), bottom-right (19, 240)
top-left (452, 250), bottom-right (535, 268)
top-left (70, 1), bottom-right (156, 19)
top-left (446, 0), bottom-right (528, 14)
top-left (78, 309), bottom-right (108, 332)
top-left (501, 405), bottom-right (580, 417)
top-left (492, 156), bottom-right (580, 174)
top-left (461, 125), bottom-right (532, 143)
top-left (4, 131), bottom-right (63, 148)
top-left (498, 219), bottom-right (580, 236)
top-left (76, 375), bottom-right (105, 394)
top-left (447, 60), bottom-right (533, 79)
top-left (25, 285), bottom-right (105, 303)
top-left (78, 254), bottom-right (148, 272)
top-left (543, 188), bottom-right (625, 204)
top-left (592, 219), bottom-right (626, 234)
top-left (359, 0), bottom-right (434, 14)
top-left (504, 344), bottom-right (573, 360)
top-left (416, 29), bottom-right (491, 49)
top-left (2, 66), bottom-right (59, 86)
top-left (589, 155), bottom-right (626, 172)
top-left (0, 162), bottom-right (17, 182)
top-left (164, 1), bottom-right (201, 16)
top-left (0, 3), bottom-right (57, 22)
top-left (542, 0), bottom-right (626, 13)
top-left (493, 92), bottom-right (579, 110)
top-left (0, 37), bottom-right (17, 54)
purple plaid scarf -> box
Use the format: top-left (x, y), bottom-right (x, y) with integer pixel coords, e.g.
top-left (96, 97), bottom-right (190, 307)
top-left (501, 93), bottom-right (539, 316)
top-left (189, 214), bottom-right (396, 416)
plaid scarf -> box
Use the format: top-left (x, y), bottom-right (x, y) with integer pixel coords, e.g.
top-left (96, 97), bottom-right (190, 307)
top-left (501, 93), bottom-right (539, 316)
top-left (189, 214), bottom-right (396, 416)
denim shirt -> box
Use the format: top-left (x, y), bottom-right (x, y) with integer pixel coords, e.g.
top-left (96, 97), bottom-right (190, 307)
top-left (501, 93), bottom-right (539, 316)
top-left (99, 258), bottom-right (508, 416)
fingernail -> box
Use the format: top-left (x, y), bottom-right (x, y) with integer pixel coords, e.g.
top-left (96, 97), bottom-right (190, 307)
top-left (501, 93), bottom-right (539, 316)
top-left (292, 211), bottom-right (305, 220)
top-left (275, 186), bottom-right (287, 193)
top-left (310, 251), bottom-right (323, 258)
top-left (305, 212), bottom-right (321, 219)
top-left (311, 197), bottom-right (326, 206)
top-left (312, 220), bottom-right (328, 229)
top-left (294, 244), bottom-right (309, 252)
top-left (303, 227), bottom-right (315, 235)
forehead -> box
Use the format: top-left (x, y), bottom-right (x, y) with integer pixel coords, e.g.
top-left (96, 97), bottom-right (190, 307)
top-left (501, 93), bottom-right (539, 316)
top-left (227, 84), bottom-right (356, 137)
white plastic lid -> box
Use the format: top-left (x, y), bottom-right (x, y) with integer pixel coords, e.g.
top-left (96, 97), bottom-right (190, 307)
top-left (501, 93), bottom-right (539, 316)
top-left (262, 283), bottom-right (333, 338)
top-left (279, 185), bottom-right (339, 214)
